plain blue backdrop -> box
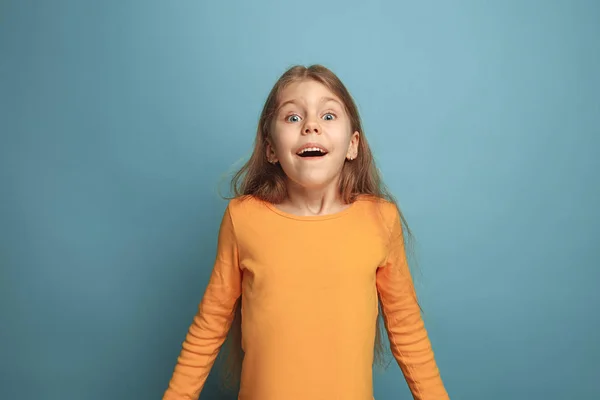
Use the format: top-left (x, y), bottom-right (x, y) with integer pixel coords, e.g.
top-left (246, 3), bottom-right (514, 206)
top-left (1, 1), bottom-right (599, 399)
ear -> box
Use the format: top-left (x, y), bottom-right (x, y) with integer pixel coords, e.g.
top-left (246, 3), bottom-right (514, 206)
top-left (265, 139), bottom-right (279, 164)
top-left (346, 131), bottom-right (360, 160)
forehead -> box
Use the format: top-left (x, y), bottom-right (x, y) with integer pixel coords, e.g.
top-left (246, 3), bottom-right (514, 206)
top-left (277, 80), bottom-right (343, 108)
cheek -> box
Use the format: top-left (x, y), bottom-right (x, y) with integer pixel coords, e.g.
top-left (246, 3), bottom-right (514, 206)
top-left (271, 131), bottom-right (294, 154)
top-left (331, 129), bottom-right (352, 151)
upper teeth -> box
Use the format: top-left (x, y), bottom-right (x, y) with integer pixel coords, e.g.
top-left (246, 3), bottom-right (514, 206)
top-left (298, 147), bottom-right (326, 154)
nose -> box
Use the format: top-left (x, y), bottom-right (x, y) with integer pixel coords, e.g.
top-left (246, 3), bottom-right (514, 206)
top-left (302, 119), bottom-right (320, 135)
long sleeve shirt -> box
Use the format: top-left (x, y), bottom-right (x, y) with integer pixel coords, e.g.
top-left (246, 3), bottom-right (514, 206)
top-left (163, 195), bottom-right (449, 399)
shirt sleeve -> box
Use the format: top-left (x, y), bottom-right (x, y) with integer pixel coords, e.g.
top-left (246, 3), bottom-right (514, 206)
top-left (163, 204), bottom-right (242, 400)
top-left (375, 204), bottom-right (449, 400)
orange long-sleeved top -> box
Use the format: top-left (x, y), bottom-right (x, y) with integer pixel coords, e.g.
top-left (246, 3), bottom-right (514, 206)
top-left (163, 195), bottom-right (449, 400)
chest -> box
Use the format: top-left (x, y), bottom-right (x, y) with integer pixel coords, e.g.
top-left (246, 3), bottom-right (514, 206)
top-left (237, 220), bottom-right (388, 292)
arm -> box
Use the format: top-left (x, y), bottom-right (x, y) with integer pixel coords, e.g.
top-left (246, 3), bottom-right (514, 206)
top-left (163, 205), bottom-right (242, 399)
top-left (375, 205), bottom-right (449, 400)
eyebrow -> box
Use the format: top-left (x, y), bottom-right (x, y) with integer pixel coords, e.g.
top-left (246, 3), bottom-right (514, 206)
top-left (276, 96), bottom-right (343, 113)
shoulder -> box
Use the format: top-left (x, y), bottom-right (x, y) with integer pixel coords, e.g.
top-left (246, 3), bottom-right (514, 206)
top-left (225, 195), bottom-right (268, 219)
top-left (347, 195), bottom-right (402, 250)
top-left (354, 195), bottom-right (399, 222)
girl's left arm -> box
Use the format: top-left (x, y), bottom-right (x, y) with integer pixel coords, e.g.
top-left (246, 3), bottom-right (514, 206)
top-left (376, 205), bottom-right (450, 400)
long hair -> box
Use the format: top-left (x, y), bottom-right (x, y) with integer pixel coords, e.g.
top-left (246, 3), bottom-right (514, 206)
top-left (217, 64), bottom-right (416, 391)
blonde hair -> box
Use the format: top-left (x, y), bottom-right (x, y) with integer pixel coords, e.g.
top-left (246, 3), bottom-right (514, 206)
top-left (218, 64), bottom-right (415, 391)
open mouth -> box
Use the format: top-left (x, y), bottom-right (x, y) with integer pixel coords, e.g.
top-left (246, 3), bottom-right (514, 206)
top-left (296, 147), bottom-right (328, 158)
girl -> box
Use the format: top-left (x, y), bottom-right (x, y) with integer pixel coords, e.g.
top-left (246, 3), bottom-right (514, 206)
top-left (163, 65), bottom-right (449, 400)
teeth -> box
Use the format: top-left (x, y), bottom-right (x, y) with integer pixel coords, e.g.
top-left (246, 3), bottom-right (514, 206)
top-left (298, 147), bottom-right (326, 154)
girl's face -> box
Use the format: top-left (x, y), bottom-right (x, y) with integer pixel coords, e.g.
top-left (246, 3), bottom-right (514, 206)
top-left (267, 79), bottom-right (359, 191)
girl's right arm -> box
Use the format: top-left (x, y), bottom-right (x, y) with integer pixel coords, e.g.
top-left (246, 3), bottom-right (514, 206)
top-left (163, 205), bottom-right (242, 400)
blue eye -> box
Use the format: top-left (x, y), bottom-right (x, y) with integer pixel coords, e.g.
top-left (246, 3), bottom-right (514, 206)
top-left (323, 113), bottom-right (336, 121)
top-left (286, 114), bottom-right (301, 123)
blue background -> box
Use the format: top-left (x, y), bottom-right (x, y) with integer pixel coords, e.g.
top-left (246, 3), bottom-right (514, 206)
top-left (1, 1), bottom-right (599, 399)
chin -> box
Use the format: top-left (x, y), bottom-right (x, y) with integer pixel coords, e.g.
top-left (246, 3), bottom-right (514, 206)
top-left (287, 173), bottom-right (339, 190)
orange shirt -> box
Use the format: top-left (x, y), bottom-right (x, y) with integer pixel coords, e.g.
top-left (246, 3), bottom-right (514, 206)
top-left (163, 195), bottom-right (449, 400)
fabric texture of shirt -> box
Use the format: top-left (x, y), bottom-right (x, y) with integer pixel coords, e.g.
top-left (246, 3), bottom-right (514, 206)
top-left (163, 195), bottom-right (449, 399)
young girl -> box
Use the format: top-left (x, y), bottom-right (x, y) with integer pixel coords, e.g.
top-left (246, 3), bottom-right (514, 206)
top-left (163, 65), bottom-right (449, 400)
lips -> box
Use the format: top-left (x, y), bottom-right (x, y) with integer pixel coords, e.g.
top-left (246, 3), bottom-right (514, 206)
top-left (295, 143), bottom-right (329, 158)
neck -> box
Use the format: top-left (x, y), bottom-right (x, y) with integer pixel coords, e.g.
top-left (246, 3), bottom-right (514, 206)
top-left (283, 178), bottom-right (347, 216)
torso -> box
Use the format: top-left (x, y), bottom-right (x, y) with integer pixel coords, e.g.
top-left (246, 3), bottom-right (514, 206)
top-left (229, 195), bottom-right (394, 400)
